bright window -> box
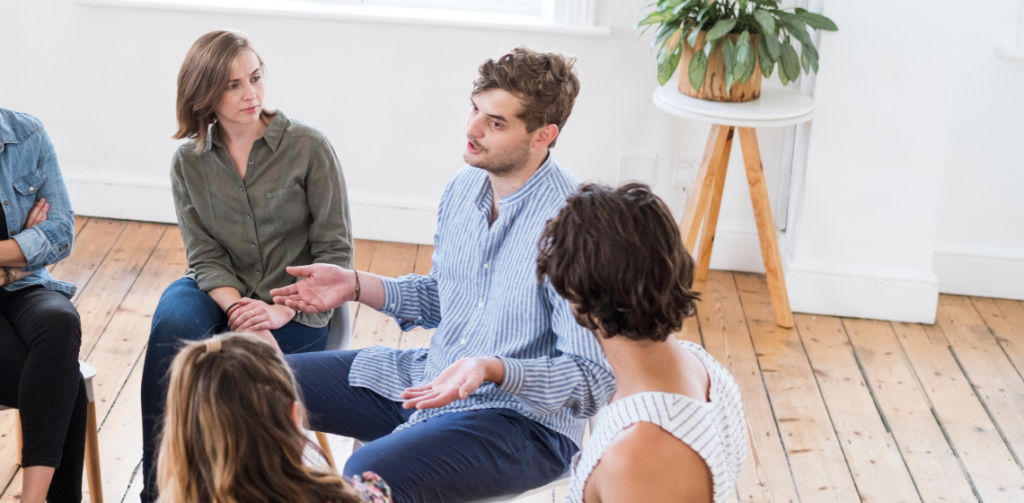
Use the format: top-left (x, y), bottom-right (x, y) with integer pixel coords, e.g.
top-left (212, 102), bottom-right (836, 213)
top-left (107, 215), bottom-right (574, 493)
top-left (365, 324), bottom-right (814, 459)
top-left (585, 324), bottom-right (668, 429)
top-left (348, 0), bottom-right (544, 16)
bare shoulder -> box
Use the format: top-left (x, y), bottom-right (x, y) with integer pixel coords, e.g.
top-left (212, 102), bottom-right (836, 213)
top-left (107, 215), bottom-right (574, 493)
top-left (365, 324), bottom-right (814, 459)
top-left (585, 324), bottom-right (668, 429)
top-left (587, 422), bottom-right (713, 503)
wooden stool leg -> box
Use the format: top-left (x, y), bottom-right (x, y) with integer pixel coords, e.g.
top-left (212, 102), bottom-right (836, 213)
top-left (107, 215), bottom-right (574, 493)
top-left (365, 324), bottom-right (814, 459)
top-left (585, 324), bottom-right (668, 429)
top-left (680, 124), bottom-right (734, 252)
top-left (84, 401), bottom-right (104, 503)
top-left (694, 127), bottom-right (735, 285)
top-left (315, 431), bottom-right (337, 469)
top-left (737, 127), bottom-right (793, 328)
top-left (15, 413), bottom-right (22, 466)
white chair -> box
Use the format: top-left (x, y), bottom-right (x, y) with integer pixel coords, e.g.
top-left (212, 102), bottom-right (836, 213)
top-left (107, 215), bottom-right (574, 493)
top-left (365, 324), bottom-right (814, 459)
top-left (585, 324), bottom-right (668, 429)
top-left (1, 360), bottom-right (104, 503)
top-left (314, 303), bottom-right (353, 468)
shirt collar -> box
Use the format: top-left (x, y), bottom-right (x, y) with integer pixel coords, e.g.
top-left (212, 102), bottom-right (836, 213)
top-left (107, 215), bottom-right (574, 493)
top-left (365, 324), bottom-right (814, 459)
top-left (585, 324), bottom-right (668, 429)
top-left (472, 153), bottom-right (556, 215)
top-left (204, 110), bottom-right (287, 153)
top-left (499, 152), bottom-right (555, 207)
top-left (0, 114), bottom-right (17, 146)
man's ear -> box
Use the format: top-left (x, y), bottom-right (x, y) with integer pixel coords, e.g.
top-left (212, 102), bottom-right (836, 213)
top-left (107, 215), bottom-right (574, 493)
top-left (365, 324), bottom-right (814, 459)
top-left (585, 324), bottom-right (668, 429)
top-left (532, 124), bottom-right (560, 150)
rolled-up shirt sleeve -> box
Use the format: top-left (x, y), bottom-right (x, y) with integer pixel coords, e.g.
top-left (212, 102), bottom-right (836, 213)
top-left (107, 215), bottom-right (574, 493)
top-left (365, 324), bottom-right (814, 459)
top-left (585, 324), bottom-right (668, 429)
top-left (380, 272), bottom-right (442, 331)
top-left (171, 150), bottom-right (245, 294)
top-left (496, 281), bottom-right (616, 419)
top-left (12, 127), bottom-right (75, 271)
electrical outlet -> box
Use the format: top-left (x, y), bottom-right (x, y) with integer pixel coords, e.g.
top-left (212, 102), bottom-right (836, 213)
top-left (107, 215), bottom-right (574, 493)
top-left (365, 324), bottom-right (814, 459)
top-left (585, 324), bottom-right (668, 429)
top-left (673, 151), bottom-right (701, 188)
top-left (617, 150), bottom-right (657, 184)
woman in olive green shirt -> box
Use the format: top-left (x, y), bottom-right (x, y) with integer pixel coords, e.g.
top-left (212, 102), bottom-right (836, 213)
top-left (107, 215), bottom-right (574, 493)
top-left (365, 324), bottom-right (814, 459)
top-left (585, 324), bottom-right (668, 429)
top-left (139, 30), bottom-right (352, 503)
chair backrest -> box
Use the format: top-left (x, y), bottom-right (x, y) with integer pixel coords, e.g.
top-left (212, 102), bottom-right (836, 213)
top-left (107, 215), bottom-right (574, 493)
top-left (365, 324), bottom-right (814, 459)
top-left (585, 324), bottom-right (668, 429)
top-left (324, 303), bottom-right (353, 352)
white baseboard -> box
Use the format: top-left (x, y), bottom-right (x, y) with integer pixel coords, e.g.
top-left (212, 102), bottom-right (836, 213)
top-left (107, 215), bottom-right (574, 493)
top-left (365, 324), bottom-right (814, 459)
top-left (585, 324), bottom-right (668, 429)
top-left (934, 243), bottom-right (1024, 300)
top-left (65, 173), bottom-right (177, 223)
top-left (786, 261), bottom-right (940, 323)
top-left (707, 222), bottom-right (765, 274)
top-left (63, 172), bottom-right (439, 244)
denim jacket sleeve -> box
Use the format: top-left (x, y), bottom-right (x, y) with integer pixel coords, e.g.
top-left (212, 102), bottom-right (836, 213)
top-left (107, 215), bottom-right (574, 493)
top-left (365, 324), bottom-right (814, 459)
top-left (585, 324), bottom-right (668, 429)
top-left (11, 126), bottom-right (75, 271)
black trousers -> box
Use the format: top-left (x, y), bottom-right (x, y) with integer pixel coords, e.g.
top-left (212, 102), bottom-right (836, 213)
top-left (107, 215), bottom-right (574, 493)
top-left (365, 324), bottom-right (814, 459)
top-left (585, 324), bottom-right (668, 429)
top-left (0, 286), bottom-right (87, 503)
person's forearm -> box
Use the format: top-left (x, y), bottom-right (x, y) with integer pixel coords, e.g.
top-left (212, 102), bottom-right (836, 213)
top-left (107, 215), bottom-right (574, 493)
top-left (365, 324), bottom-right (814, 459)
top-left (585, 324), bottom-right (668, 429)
top-left (355, 270), bottom-right (386, 311)
top-left (0, 240), bottom-right (28, 268)
top-left (208, 286), bottom-right (243, 313)
top-left (2, 268), bottom-right (33, 286)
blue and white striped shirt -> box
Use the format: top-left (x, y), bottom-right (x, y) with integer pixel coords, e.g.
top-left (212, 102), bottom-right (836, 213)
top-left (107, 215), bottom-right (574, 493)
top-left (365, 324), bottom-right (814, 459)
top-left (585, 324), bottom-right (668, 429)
top-left (349, 156), bottom-right (616, 446)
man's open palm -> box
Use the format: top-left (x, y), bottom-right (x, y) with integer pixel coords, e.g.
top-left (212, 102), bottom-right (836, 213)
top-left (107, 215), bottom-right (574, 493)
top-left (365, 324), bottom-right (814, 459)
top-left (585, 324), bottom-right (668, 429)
top-left (400, 358), bottom-right (490, 410)
top-left (270, 264), bottom-right (353, 314)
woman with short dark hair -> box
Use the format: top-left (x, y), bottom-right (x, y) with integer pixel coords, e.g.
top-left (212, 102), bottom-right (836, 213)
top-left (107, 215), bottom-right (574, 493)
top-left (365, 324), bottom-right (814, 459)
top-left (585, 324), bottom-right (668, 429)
top-left (537, 183), bottom-right (747, 503)
top-left (0, 108), bottom-right (87, 503)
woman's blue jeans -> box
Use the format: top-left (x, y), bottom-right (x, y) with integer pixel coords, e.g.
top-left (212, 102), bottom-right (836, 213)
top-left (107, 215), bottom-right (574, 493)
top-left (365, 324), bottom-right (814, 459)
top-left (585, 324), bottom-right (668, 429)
top-left (138, 278), bottom-right (328, 503)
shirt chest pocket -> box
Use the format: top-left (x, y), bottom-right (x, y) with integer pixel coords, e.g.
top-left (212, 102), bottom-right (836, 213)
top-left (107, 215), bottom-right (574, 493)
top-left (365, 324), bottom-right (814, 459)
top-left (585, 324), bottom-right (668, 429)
top-left (13, 170), bottom-right (47, 198)
top-left (261, 184), bottom-right (309, 234)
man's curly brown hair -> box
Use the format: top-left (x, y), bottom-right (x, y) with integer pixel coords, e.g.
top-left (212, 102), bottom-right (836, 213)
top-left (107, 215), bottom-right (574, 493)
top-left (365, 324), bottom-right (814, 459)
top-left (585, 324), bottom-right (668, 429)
top-left (537, 183), bottom-right (699, 342)
top-left (473, 46), bottom-right (580, 148)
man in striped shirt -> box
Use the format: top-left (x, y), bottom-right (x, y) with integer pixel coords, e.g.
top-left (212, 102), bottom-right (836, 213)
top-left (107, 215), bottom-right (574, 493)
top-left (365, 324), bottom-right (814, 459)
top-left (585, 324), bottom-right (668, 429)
top-left (271, 47), bottom-right (615, 503)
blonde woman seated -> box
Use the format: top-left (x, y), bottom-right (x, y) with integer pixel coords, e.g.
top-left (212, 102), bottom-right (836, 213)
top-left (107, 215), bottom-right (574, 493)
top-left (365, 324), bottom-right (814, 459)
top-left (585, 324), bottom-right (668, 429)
top-left (536, 183), bottom-right (748, 503)
top-left (157, 333), bottom-right (391, 503)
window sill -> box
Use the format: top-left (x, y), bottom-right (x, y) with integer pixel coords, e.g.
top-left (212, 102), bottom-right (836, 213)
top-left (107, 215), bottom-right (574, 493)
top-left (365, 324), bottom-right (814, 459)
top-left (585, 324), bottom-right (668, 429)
top-left (75, 0), bottom-right (612, 37)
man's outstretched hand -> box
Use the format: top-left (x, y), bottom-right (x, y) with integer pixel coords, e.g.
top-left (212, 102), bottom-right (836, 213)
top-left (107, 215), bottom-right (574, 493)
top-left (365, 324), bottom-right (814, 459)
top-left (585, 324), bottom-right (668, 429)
top-left (270, 264), bottom-right (353, 314)
top-left (400, 357), bottom-right (505, 410)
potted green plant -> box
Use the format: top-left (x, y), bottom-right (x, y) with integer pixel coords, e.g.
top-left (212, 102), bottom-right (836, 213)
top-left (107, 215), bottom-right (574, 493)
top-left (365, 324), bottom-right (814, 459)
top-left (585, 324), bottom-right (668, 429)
top-left (637, 0), bottom-right (838, 102)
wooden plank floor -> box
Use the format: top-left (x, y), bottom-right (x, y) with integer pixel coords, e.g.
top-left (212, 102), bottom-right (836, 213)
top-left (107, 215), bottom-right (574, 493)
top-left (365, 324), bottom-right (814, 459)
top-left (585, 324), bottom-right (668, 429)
top-left (2, 218), bottom-right (1024, 503)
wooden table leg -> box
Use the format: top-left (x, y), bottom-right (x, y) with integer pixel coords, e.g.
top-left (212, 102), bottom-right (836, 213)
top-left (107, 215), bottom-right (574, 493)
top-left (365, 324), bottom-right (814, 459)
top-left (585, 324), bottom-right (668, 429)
top-left (737, 127), bottom-right (793, 328)
top-left (680, 125), bottom-right (733, 252)
top-left (85, 401), bottom-right (104, 503)
top-left (694, 126), bottom-right (735, 285)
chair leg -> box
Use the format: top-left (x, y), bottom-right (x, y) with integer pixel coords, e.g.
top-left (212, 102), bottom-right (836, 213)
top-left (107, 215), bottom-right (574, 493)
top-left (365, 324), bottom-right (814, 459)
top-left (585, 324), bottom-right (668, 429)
top-left (84, 402), bottom-right (104, 503)
top-left (14, 413), bottom-right (22, 466)
top-left (315, 431), bottom-right (337, 469)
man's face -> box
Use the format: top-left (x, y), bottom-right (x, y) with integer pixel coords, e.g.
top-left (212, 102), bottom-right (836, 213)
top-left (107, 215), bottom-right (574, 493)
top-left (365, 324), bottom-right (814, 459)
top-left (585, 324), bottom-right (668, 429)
top-left (464, 89), bottom-right (534, 176)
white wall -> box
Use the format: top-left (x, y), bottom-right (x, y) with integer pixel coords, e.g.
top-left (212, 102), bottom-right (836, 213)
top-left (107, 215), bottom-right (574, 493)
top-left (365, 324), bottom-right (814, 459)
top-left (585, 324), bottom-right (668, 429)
top-left (1, 0), bottom-right (780, 254)
top-left (2, 0), bottom-right (1020, 323)
top-left (932, 0), bottom-right (1024, 301)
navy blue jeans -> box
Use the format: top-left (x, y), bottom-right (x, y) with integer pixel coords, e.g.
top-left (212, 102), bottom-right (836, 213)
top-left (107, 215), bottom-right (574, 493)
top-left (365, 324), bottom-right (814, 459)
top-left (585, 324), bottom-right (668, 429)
top-left (140, 278), bottom-right (328, 503)
top-left (286, 350), bottom-right (578, 503)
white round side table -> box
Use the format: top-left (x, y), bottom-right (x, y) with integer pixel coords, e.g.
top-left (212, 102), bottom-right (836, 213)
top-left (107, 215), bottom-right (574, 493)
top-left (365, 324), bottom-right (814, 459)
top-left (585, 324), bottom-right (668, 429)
top-left (653, 82), bottom-right (816, 328)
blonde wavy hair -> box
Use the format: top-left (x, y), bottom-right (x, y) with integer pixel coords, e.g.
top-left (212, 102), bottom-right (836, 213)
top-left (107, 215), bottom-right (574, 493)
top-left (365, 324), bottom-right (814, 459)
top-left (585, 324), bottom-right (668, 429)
top-left (156, 333), bottom-right (362, 503)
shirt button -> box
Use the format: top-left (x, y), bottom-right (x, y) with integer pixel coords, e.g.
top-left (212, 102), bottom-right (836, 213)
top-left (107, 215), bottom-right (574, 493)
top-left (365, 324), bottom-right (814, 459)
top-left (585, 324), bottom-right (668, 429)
top-left (257, 270), bottom-right (262, 275)
top-left (247, 214), bottom-right (252, 219)
top-left (251, 243), bottom-right (256, 248)
top-left (240, 187), bottom-right (244, 191)
top-left (390, 303), bottom-right (396, 309)
top-left (483, 263), bottom-right (489, 269)
top-left (248, 161), bottom-right (254, 165)
top-left (478, 302), bottom-right (484, 308)
top-left (29, 187), bottom-right (34, 192)
top-left (460, 338), bottom-right (467, 344)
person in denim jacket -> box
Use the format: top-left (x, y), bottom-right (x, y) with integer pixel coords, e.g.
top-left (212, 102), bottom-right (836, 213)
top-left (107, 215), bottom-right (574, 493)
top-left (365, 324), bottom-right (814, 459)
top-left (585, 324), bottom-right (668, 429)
top-left (0, 108), bottom-right (87, 503)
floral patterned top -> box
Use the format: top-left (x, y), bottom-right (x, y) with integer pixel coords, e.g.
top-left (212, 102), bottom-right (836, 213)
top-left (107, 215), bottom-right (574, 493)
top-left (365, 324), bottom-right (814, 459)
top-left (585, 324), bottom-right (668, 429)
top-left (349, 472), bottom-right (392, 503)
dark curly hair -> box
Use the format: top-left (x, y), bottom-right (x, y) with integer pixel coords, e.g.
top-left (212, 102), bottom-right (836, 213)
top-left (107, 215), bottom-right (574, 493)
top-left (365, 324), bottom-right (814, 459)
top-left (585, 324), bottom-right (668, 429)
top-left (472, 46), bottom-right (580, 148)
top-left (537, 183), bottom-right (699, 342)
